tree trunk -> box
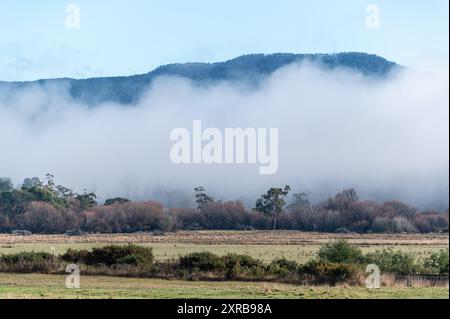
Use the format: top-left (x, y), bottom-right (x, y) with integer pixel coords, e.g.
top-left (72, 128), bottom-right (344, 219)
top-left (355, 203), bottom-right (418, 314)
top-left (272, 215), bottom-right (278, 231)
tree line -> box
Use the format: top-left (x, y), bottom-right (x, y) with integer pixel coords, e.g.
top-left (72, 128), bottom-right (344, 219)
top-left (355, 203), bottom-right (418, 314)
top-left (0, 175), bottom-right (448, 234)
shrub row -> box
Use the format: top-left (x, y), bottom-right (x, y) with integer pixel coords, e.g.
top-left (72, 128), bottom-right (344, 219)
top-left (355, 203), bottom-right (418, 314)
top-left (0, 251), bottom-right (60, 273)
top-left (1, 242), bottom-right (447, 285)
top-left (316, 240), bottom-right (449, 275)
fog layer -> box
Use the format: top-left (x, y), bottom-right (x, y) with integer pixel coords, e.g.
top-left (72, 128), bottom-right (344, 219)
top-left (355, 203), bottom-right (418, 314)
top-left (0, 62), bottom-right (448, 209)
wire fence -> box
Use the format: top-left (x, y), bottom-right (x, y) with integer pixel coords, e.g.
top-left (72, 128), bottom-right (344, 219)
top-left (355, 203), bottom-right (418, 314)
top-left (381, 274), bottom-right (449, 288)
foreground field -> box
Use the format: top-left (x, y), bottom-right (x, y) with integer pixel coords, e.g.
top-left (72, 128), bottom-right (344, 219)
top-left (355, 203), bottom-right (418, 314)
top-left (0, 231), bottom-right (447, 299)
top-left (0, 231), bottom-right (447, 264)
top-left (0, 273), bottom-right (448, 299)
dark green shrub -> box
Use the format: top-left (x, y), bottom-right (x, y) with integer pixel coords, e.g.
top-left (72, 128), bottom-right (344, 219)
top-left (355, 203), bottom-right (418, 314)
top-left (89, 245), bottom-right (154, 266)
top-left (0, 251), bottom-right (54, 264)
top-left (300, 260), bottom-right (360, 285)
top-left (365, 249), bottom-right (418, 274)
top-left (177, 252), bottom-right (264, 278)
top-left (223, 253), bottom-right (262, 270)
top-left (266, 258), bottom-right (300, 279)
top-left (61, 248), bottom-right (91, 263)
top-left (178, 252), bottom-right (225, 272)
top-left (423, 250), bottom-right (449, 275)
top-left (268, 258), bottom-right (299, 273)
top-left (317, 240), bottom-right (365, 264)
top-left (0, 251), bottom-right (59, 273)
top-left (223, 253), bottom-right (263, 279)
top-left (61, 245), bottom-right (154, 266)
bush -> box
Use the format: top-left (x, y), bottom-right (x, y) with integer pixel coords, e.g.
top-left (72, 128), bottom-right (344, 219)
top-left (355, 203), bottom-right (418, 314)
top-left (61, 248), bottom-right (92, 264)
top-left (177, 252), bottom-right (264, 279)
top-left (0, 251), bottom-right (54, 264)
top-left (365, 249), bottom-right (418, 274)
top-left (178, 252), bottom-right (225, 272)
top-left (423, 250), bottom-right (449, 275)
top-left (61, 245), bottom-right (154, 267)
top-left (0, 252), bottom-right (59, 273)
top-left (223, 253), bottom-right (262, 270)
top-left (269, 258), bottom-right (299, 273)
top-left (267, 258), bottom-right (300, 279)
top-left (223, 253), bottom-right (264, 279)
top-left (300, 260), bottom-right (360, 285)
top-left (317, 240), bottom-right (365, 264)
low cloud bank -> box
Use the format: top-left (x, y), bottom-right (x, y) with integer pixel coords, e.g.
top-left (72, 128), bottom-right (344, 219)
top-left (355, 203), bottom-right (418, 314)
top-left (0, 62), bottom-right (448, 209)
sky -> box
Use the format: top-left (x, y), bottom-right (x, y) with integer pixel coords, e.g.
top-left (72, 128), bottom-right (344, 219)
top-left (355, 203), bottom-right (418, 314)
top-left (0, 0), bottom-right (448, 81)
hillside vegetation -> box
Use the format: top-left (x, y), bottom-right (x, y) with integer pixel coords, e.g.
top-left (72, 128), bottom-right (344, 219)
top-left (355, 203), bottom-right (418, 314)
top-left (0, 53), bottom-right (399, 105)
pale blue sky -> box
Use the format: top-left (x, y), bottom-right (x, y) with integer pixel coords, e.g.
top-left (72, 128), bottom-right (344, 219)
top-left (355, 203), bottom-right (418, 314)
top-left (0, 0), bottom-right (448, 81)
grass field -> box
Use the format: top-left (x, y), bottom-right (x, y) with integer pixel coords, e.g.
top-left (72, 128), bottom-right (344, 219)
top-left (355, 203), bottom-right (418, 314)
top-left (1, 242), bottom-right (447, 264)
top-left (0, 231), bottom-right (447, 263)
top-left (0, 273), bottom-right (448, 299)
top-left (0, 231), bottom-right (448, 299)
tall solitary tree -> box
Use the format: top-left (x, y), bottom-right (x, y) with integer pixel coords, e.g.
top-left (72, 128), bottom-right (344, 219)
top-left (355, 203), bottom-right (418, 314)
top-left (194, 186), bottom-right (213, 211)
top-left (255, 185), bottom-right (291, 230)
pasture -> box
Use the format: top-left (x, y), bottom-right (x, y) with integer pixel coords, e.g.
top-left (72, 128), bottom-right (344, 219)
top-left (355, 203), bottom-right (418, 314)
top-left (0, 231), bottom-right (447, 264)
top-left (0, 273), bottom-right (448, 299)
top-left (0, 231), bottom-right (448, 299)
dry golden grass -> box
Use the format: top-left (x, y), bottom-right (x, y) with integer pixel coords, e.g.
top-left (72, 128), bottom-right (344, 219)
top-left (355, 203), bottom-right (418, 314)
top-left (0, 231), bottom-right (447, 246)
top-left (1, 231), bottom-right (447, 264)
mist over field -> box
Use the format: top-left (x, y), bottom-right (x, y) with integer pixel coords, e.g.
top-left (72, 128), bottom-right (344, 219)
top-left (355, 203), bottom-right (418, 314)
top-left (0, 62), bottom-right (448, 209)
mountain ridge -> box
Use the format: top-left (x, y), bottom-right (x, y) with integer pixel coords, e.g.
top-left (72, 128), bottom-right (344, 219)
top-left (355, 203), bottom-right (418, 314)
top-left (0, 52), bottom-right (400, 105)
